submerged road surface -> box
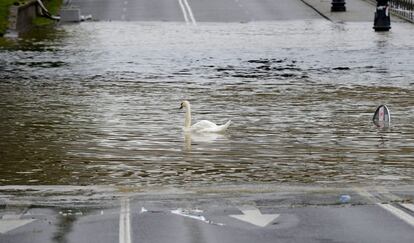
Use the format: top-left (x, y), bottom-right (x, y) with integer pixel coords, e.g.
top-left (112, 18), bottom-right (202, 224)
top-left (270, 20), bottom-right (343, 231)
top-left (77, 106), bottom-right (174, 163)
top-left (1, 0), bottom-right (414, 190)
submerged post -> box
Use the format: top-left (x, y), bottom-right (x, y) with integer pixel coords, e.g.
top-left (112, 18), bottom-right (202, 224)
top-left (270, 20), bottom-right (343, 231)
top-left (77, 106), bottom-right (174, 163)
top-left (331, 0), bottom-right (346, 12)
top-left (373, 0), bottom-right (391, 31)
top-left (373, 105), bottom-right (391, 128)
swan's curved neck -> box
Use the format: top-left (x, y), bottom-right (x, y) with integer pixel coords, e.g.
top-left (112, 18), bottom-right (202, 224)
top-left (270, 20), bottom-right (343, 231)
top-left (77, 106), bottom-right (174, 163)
top-left (184, 104), bottom-right (191, 129)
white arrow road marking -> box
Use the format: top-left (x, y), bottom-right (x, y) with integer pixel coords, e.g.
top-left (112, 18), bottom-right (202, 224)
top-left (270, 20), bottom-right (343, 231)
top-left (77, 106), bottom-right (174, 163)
top-left (119, 198), bottom-right (132, 243)
top-left (0, 215), bottom-right (36, 234)
top-left (230, 208), bottom-right (280, 227)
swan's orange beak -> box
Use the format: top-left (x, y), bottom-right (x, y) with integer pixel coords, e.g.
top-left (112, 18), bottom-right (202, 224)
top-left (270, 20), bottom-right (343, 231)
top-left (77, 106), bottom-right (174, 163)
top-left (179, 103), bottom-right (183, 110)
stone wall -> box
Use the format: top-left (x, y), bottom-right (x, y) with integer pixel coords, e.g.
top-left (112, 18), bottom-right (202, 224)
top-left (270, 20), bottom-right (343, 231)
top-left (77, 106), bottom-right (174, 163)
top-left (7, 0), bottom-right (39, 33)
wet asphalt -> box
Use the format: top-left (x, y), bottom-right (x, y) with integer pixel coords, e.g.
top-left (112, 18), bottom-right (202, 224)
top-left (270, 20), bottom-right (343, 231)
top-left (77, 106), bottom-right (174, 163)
top-left (70, 0), bottom-right (322, 22)
top-left (1, 0), bottom-right (414, 242)
top-left (1, 186), bottom-right (414, 243)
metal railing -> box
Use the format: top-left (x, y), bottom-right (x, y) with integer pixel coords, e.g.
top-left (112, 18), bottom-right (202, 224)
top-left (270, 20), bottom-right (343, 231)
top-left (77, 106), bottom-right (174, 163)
top-left (390, 0), bottom-right (414, 22)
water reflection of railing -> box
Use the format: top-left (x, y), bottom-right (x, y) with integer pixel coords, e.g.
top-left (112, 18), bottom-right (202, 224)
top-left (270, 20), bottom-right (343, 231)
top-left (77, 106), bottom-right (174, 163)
top-left (390, 0), bottom-right (414, 22)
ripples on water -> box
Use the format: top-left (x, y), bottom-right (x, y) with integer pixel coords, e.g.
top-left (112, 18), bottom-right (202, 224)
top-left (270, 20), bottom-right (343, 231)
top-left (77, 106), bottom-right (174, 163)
top-left (0, 21), bottom-right (413, 187)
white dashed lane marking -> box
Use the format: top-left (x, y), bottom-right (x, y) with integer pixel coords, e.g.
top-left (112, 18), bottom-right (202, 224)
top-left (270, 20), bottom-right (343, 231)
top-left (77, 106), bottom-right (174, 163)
top-left (119, 198), bottom-right (132, 243)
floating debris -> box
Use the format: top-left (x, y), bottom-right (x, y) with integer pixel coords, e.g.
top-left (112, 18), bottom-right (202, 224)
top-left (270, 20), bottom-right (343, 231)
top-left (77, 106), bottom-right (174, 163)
top-left (339, 195), bottom-right (351, 204)
top-left (171, 209), bottom-right (224, 226)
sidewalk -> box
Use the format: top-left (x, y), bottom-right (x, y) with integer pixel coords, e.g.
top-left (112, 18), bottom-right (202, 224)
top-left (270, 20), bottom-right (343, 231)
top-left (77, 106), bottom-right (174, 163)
top-left (301, 0), bottom-right (406, 22)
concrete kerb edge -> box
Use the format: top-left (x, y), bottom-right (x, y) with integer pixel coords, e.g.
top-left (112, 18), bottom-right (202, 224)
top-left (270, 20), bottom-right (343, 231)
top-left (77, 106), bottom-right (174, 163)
top-left (7, 0), bottom-right (37, 31)
top-left (299, 0), bottom-right (332, 21)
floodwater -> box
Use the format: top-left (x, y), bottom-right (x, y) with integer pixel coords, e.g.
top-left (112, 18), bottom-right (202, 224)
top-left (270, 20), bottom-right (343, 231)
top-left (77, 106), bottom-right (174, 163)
top-left (0, 21), bottom-right (413, 187)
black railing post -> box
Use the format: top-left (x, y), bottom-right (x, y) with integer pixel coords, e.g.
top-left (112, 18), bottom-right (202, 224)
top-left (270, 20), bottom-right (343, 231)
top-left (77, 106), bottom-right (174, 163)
top-left (331, 0), bottom-right (346, 12)
top-left (373, 0), bottom-right (391, 31)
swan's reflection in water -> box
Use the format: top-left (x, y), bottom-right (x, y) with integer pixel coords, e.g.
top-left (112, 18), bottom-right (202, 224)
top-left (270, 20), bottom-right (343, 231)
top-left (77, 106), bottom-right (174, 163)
top-left (184, 132), bottom-right (227, 151)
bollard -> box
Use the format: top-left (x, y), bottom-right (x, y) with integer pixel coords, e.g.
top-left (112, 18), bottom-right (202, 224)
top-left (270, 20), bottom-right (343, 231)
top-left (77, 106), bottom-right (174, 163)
top-left (331, 0), bottom-right (346, 12)
top-left (373, 0), bottom-right (391, 31)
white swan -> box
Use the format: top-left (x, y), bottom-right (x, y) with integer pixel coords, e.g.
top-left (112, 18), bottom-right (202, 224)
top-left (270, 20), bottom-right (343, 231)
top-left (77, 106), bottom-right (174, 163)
top-left (179, 100), bottom-right (231, 133)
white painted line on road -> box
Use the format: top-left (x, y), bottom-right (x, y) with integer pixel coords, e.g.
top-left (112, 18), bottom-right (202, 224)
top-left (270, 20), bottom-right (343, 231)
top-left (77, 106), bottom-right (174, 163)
top-left (121, 1), bottom-right (128, 20)
top-left (354, 187), bottom-right (378, 203)
top-left (373, 188), bottom-right (414, 215)
top-left (230, 207), bottom-right (279, 227)
top-left (377, 203), bottom-right (414, 228)
top-left (119, 198), bottom-right (132, 243)
top-left (178, 0), bottom-right (189, 23)
top-left (401, 204), bottom-right (414, 213)
top-left (356, 188), bottom-right (414, 228)
top-left (0, 215), bottom-right (35, 234)
top-left (376, 186), bottom-right (403, 201)
top-left (183, 0), bottom-right (196, 25)
top-left (178, 0), bottom-right (196, 25)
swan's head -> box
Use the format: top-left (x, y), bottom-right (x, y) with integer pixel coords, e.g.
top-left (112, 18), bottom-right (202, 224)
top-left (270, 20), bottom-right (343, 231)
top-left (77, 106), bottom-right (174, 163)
top-left (179, 100), bottom-right (190, 110)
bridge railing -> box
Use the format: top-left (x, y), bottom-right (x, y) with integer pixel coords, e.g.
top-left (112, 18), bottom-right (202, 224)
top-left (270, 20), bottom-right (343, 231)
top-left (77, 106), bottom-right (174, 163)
top-left (390, 0), bottom-right (414, 22)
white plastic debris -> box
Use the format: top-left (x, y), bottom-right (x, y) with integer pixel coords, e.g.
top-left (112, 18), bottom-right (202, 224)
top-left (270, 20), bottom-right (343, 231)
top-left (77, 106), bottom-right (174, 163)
top-left (339, 194), bottom-right (351, 203)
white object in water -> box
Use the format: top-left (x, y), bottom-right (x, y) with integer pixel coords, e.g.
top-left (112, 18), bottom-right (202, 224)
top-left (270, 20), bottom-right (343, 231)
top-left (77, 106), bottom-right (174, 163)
top-left (179, 100), bottom-right (231, 133)
top-left (373, 104), bottom-right (391, 127)
top-left (339, 194), bottom-right (351, 203)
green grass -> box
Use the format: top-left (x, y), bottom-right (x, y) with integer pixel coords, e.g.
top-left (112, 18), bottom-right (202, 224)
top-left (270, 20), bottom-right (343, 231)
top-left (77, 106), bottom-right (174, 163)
top-left (33, 0), bottom-right (62, 26)
top-left (46, 0), bottom-right (62, 14)
top-left (0, 0), bottom-right (24, 36)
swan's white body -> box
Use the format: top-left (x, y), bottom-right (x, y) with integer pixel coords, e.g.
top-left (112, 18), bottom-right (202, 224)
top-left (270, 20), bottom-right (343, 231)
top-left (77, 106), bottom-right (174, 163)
top-left (180, 100), bottom-right (231, 133)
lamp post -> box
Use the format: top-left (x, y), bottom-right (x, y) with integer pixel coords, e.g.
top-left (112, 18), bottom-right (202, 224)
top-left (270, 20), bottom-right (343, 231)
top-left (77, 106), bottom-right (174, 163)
top-left (331, 0), bottom-right (346, 12)
top-left (373, 0), bottom-right (391, 31)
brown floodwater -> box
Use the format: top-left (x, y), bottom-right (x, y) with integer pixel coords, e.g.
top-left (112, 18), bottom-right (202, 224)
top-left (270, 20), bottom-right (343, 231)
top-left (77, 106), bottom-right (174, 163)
top-left (0, 21), bottom-right (413, 187)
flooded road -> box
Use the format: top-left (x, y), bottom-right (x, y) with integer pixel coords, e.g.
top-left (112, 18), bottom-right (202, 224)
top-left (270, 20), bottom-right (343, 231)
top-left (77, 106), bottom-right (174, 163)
top-left (1, 21), bottom-right (414, 187)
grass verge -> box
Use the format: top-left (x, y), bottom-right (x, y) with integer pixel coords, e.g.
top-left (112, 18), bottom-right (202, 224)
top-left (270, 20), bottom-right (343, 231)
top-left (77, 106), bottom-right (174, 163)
top-left (33, 0), bottom-right (62, 26)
